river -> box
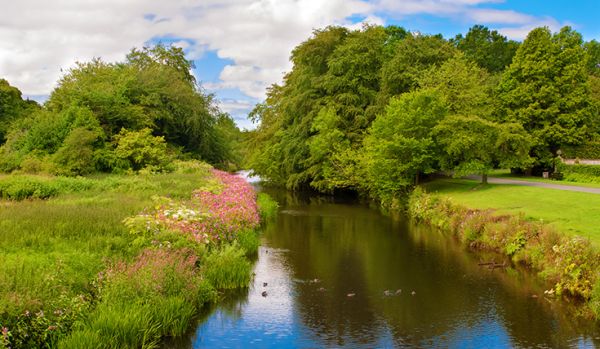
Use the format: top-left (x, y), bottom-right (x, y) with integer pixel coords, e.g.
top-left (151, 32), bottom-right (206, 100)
top-left (172, 182), bottom-right (600, 348)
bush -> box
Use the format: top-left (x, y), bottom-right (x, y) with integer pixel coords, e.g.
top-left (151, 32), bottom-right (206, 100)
top-left (0, 175), bottom-right (95, 200)
top-left (561, 140), bottom-right (600, 159)
top-left (114, 128), bottom-right (171, 172)
top-left (52, 128), bottom-right (102, 176)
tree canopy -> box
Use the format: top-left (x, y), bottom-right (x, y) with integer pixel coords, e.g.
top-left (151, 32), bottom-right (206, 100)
top-left (0, 44), bottom-right (242, 174)
top-left (247, 24), bottom-right (599, 203)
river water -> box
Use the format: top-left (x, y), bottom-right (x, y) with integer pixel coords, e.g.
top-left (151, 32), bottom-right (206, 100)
top-left (176, 183), bottom-right (600, 348)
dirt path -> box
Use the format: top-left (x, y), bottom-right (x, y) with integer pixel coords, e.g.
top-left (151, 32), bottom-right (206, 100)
top-left (476, 176), bottom-right (600, 195)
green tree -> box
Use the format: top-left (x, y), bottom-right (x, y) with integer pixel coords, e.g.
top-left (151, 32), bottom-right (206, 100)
top-left (379, 33), bottom-right (457, 103)
top-left (363, 90), bottom-right (447, 201)
top-left (305, 107), bottom-right (351, 192)
top-left (419, 52), bottom-right (491, 115)
top-left (248, 26), bottom-right (349, 189)
top-left (497, 26), bottom-right (594, 166)
top-left (434, 115), bottom-right (532, 183)
top-left (584, 40), bottom-right (600, 77)
top-left (452, 25), bottom-right (519, 73)
top-left (0, 79), bottom-right (38, 143)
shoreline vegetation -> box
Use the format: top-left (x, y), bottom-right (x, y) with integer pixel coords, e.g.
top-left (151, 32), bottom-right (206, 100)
top-left (0, 162), bottom-right (277, 349)
top-left (243, 23), bottom-right (600, 323)
top-left (408, 186), bottom-right (600, 320)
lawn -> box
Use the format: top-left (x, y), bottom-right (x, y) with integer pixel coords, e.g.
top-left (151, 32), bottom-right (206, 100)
top-left (422, 178), bottom-right (600, 246)
top-left (487, 169), bottom-right (600, 188)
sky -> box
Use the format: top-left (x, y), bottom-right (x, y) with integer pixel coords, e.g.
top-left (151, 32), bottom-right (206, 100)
top-left (1, 0), bottom-right (598, 129)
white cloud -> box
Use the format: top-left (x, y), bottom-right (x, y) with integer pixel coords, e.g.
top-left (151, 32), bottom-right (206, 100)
top-left (0, 0), bottom-right (569, 111)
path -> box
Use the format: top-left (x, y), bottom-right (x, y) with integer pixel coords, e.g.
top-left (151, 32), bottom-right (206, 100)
top-left (473, 176), bottom-right (600, 195)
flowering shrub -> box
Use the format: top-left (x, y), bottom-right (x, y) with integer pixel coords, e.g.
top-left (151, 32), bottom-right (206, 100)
top-left (125, 169), bottom-right (260, 245)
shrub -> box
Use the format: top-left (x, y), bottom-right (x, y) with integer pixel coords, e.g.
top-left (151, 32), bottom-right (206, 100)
top-left (557, 163), bottom-right (600, 183)
top-left (52, 127), bottom-right (102, 176)
top-left (114, 128), bottom-right (170, 172)
top-left (0, 176), bottom-right (58, 200)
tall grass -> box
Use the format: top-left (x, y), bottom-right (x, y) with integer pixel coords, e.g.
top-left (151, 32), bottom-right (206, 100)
top-left (257, 192), bottom-right (279, 221)
top-left (0, 165), bottom-right (262, 348)
top-left (202, 243), bottom-right (253, 289)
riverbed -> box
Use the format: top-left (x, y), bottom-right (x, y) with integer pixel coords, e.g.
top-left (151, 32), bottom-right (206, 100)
top-left (177, 186), bottom-right (600, 348)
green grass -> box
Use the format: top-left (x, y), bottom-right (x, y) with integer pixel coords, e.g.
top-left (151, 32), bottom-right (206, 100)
top-left (488, 169), bottom-right (600, 188)
top-left (0, 170), bottom-right (216, 347)
top-left (423, 178), bottom-right (600, 246)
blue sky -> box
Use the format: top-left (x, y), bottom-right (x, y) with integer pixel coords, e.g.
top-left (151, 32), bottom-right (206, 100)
top-left (1, 0), bottom-right (598, 129)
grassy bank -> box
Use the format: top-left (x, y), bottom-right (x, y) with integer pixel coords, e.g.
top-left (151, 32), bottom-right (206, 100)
top-left (424, 178), bottom-right (600, 245)
top-left (0, 163), bottom-right (276, 348)
top-left (409, 186), bottom-right (600, 320)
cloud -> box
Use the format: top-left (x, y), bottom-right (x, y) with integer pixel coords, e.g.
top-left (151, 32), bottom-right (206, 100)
top-left (0, 0), bottom-right (569, 109)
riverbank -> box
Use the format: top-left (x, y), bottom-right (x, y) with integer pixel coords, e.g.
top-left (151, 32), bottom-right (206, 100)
top-left (0, 162), bottom-right (276, 348)
top-left (424, 178), bottom-right (600, 245)
top-left (408, 185), bottom-right (600, 320)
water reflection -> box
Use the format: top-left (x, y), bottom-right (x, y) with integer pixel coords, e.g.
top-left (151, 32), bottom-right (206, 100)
top-left (186, 188), bottom-right (599, 348)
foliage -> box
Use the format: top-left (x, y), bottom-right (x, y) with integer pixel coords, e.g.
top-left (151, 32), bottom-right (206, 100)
top-left (1, 167), bottom-right (263, 348)
top-left (114, 128), bottom-right (170, 172)
top-left (452, 25), bottom-right (519, 73)
top-left (379, 33), bottom-right (457, 102)
top-left (434, 115), bottom-right (532, 180)
top-left (363, 90), bottom-right (446, 202)
top-left (558, 163), bottom-right (600, 183)
top-left (1, 43), bottom-right (240, 176)
top-left (0, 175), bottom-right (95, 200)
top-left (0, 79), bottom-right (38, 144)
top-left (560, 139), bottom-right (600, 159)
top-left (497, 27), bottom-right (594, 165)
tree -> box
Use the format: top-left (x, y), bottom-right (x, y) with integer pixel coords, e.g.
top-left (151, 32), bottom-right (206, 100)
top-left (584, 40), bottom-right (600, 77)
top-left (419, 52), bottom-right (491, 116)
top-left (363, 90), bottom-right (447, 200)
top-left (497, 26), bottom-right (594, 166)
top-left (433, 115), bottom-right (532, 183)
top-left (248, 26), bottom-right (350, 189)
top-left (452, 25), bottom-right (519, 73)
top-left (305, 107), bottom-right (351, 192)
top-left (0, 79), bottom-right (38, 143)
top-left (379, 33), bottom-right (457, 104)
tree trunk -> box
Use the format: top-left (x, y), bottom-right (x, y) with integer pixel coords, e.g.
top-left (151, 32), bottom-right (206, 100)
top-left (482, 173), bottom-right (488, 184)
top-left (415, 172), bottom-right (420, 186)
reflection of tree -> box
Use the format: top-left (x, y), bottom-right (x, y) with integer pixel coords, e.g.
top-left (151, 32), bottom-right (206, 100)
top-left (262, 188), bottom-right (599, 348)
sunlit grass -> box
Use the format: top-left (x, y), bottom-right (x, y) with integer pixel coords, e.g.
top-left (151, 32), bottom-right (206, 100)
top-left (423, 178), bottom-right (600, 245)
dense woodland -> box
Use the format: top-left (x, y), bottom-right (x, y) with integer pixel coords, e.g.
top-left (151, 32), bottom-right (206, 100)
top-left (0, 44), bottom-right (243, 176)
top-left (247, 25), bottom-right (600, 205)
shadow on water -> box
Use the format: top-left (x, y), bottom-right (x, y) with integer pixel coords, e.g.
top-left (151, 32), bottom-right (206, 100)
top-left (171, 185), bottom-right (600, 348)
